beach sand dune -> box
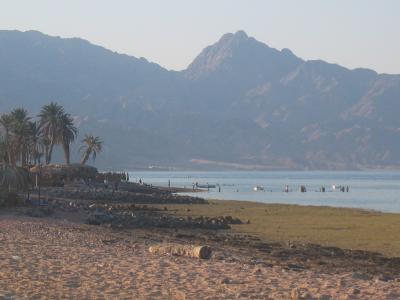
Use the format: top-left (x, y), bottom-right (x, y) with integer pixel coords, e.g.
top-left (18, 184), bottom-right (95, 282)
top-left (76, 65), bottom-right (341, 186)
top-left (0, 217), bottom-right (399, 299)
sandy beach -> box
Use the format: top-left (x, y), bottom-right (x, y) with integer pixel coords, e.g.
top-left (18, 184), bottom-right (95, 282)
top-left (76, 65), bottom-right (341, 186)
top-left (1, 213), bottom-right (400, 300)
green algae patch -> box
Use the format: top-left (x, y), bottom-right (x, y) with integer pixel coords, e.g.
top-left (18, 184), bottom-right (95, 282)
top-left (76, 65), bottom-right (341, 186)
top-left (154, 200), bottom-right (400, 257)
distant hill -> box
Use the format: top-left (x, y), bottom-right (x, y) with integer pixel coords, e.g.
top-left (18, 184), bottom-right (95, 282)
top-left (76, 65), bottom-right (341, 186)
top-left (0, 30), bottom-right (399, 170)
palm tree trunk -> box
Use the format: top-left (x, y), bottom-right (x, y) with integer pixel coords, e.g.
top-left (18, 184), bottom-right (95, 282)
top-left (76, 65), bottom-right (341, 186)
top-left (21, 144), bottom-right (27, 167)
top-left (33, 146), bottom-right (38, 165)
top-left (45, 144), bottom-right (50, 164)
top-left (44, 144), bottom-right (48, 164)
top-left (9, 142), bottom-right (17, 167)
top-left (63, 142), bottom-right (70, 165)
top-left (47, 143), bottom-right (54, 164)
top-left (5, 131), bottom-right (12, 165)
top-left (46, 131), bottom-right (56, 164)
top-left (80, 150), bottom-right (90, 165)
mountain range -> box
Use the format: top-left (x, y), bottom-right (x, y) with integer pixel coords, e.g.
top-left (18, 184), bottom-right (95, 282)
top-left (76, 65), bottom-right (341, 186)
top-left (0, 29), bottom-right (399, 170)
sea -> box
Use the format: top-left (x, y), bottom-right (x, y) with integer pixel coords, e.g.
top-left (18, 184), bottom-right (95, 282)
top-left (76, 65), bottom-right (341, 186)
top-left (127, 171), bottom-right (400, 213)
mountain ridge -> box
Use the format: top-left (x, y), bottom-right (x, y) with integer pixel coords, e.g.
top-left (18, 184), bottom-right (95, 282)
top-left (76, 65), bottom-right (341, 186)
top-left (4, 29), bottom-right (394, 75)
top-left (0, 29), bottom-right (399, 170)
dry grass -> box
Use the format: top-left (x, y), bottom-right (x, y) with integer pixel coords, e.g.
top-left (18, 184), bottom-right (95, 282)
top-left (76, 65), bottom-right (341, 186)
top-left (156, 200), bottom-right (400, 257)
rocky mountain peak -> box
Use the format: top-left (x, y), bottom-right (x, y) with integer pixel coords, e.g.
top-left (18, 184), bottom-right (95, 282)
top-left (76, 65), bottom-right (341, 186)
top-left (183, 31), bottom-right (253, 79)
top-left (219, 30), bottom-right (249, 42)
top-left (184, 31), bottom-right (302, 82)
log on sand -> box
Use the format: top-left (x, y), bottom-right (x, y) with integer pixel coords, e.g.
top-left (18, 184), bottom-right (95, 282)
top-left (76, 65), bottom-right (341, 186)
top-left (149, 243), bottom-right (212, 259)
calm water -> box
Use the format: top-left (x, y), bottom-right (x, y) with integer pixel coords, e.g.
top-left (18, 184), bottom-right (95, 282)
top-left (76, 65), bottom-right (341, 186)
top-left (127, 171), bottom-right (400, 213)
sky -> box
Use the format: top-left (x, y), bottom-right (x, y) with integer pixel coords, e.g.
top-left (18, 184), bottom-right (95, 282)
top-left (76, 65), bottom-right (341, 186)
top-left (1, 0), bottom-right (399, 74)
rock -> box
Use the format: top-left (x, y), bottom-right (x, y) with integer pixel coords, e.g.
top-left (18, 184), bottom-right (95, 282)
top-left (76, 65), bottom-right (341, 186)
top-left (220, 277), bottom-right (243, 285)
top-left (252, 268), bottom-right (262, 275)
top-left (352, 288), bottom-right (361, 295)
top-left (223, 216), bottom-right (243, 224)
top-left (387, 292), bottom-right (400, 298)
top-left (86, 212), bottom-right (115, 225)
top-left (352, 272), bottom-right (372, 280)
top-left (375, 274), bottom-right (394, 282)
top-left (338, 278), bottom-right (347, 287)
top-left (287, 240), bottom-right (296, 248)
top-left (220, 278), bottom-right (233, 284)
top-left (291, 287), bottom-right (312, 300)
top-left (236, 292), bottom-right (249, 298)
top-left (25, 207), bottom-right (54, 218)
top-left (319, 295), bottom-right (332, 300)
top-left (287, 263), bottom-right (306, 271)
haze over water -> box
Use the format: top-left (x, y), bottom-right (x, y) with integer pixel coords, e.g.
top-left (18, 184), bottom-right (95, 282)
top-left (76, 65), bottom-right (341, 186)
top-left (129, 171), bottom-right (400, 213)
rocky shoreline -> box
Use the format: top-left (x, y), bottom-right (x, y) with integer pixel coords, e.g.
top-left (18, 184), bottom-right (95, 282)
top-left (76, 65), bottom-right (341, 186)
top-left (37, 183), bottom-right (205, 204)
top-left (26, 183), bottom-right (240, 230)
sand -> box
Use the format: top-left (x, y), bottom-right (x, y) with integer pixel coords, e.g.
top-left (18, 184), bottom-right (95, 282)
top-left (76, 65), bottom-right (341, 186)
top-left (1, 216), bottom-right (400, 299)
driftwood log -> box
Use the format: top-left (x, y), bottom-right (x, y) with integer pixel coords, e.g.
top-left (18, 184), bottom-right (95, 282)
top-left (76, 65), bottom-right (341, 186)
top-left (149, 243), bottom-right (212, 259)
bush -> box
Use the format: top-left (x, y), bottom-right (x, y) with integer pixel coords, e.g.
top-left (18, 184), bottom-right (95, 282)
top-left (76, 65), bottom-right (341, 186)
top-left (0, 190), bottom-right (20, 208)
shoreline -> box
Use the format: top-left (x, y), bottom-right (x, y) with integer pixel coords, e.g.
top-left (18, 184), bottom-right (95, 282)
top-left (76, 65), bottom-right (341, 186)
top-left (175, 191), bottom-right (400, 214)
top-left (179, 194), bottom-right (389, 214)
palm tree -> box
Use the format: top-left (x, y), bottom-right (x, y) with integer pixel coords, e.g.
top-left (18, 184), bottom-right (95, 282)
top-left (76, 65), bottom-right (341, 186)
top-left (38, 102), bottom-right (64, 164)
top-left (9, 108), bottom-right (31, 167)
top-left (79, 135), bottom-right (102, 165)
top-left (0, 113), bottom-right (14, 164)
top-left (58, 113), bottom-right (78, 165)
top-left (0, 138), bottom-right (8, 163)
top-left (27, 121), bottom-right (43, 165)
top-left (0, 164), bottom-right (29, 192)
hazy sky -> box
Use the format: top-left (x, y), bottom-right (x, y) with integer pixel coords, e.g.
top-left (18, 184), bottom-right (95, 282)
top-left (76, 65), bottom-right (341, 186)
top-left (1, 0), bottom-right (399, 73)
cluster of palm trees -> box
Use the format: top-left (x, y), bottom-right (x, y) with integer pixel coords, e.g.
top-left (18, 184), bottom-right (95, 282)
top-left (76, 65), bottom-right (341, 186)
top-left (0, 102), bottom-right (102, 191)
top-left (37, 102), bottom-right (78, 165)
